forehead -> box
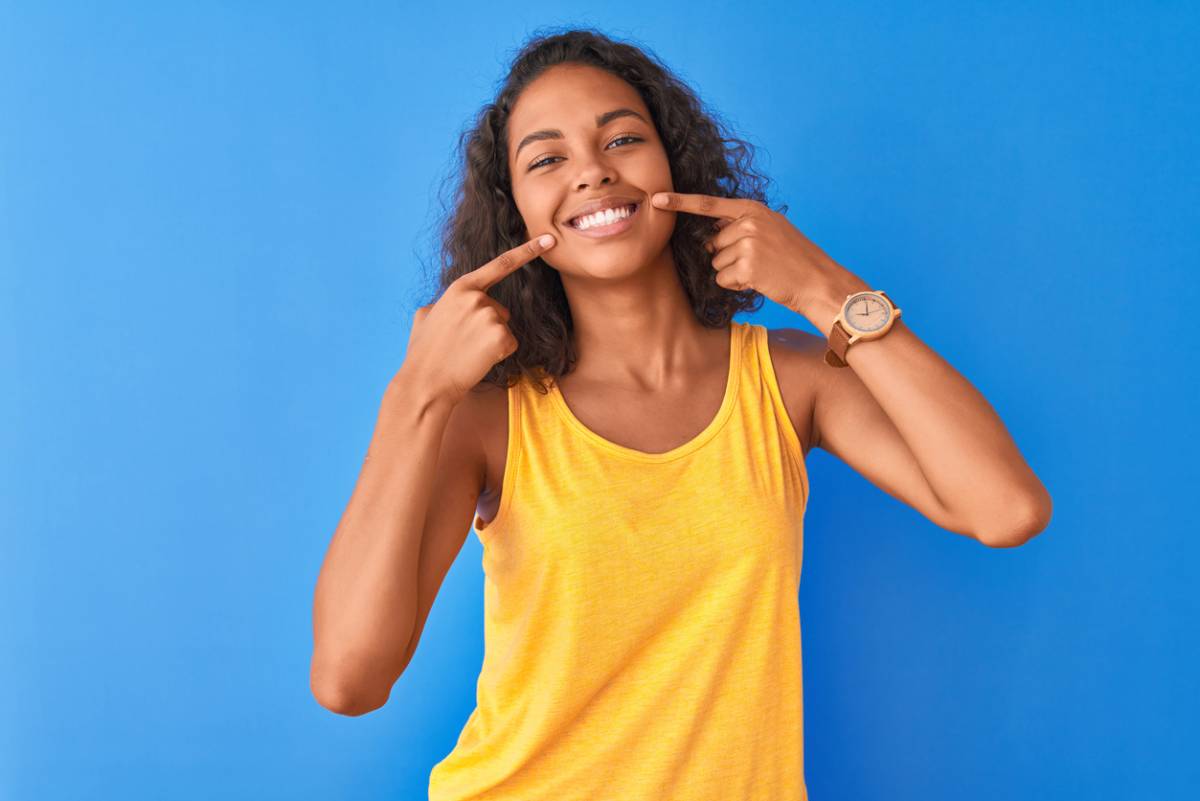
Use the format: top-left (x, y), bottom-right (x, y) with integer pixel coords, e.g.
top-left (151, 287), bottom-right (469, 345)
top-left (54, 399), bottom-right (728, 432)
top-left (507, 65), bottom-right (648, 148)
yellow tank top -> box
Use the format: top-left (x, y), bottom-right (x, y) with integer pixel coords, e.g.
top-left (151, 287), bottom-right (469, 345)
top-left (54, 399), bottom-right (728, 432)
top-left (428, 320), bottom-right (810, 800)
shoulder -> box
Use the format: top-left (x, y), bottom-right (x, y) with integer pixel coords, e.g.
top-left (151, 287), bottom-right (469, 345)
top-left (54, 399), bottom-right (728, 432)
top-left (762, 326), bottom-right (827, 455)
top-left (763, 326), bottom-right (826, 362)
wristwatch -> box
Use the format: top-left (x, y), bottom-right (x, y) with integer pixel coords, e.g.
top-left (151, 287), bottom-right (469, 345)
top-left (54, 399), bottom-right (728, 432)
top-left (823, 290), bottom-right (902, 368)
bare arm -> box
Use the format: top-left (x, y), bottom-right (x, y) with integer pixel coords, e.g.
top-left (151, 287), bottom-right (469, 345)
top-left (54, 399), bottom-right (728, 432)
top-left (309, 370), bottom-right (480, 716)
top-left (308, 232), bottom-right (554, 715)
top-left (809, 310), bottom-right (1053, 548)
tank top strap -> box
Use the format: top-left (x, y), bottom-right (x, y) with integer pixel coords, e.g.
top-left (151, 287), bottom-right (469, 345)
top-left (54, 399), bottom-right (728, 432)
top-left (471, 368), bottom-right (532, 535)
top-left (744, 322), bottom-right (809, 504)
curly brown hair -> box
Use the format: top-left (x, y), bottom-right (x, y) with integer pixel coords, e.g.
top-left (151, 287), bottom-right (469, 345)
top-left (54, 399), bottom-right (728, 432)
top-left (417, 25), bottom-right (786, 394)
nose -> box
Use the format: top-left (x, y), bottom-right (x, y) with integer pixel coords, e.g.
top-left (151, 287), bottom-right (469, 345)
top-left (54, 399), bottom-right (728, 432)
top-left (572, 154), bottom-right (617, 191)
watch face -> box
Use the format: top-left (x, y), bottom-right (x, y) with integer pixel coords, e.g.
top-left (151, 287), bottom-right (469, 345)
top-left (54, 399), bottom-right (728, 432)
top-left (842, 292), bottom-right (891, 333)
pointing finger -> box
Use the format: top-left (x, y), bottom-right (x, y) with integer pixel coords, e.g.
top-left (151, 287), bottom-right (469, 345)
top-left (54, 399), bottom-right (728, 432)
top-left (649, 192), bottom-right (754, 221)
top-left (460, 233), bottom-right (556, 292)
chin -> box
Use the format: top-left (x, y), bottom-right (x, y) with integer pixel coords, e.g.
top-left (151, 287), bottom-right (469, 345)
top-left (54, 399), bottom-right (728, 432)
top-left (559, 248), bottom-right (660, 278)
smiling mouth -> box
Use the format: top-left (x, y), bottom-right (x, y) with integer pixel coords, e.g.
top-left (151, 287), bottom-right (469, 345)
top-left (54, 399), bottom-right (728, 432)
top-left (565, 203), bottom-right (641, 238)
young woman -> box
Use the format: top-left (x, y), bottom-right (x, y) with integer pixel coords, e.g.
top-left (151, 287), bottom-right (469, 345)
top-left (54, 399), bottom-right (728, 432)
top-left (311, 27), bottom-right (1052, 801)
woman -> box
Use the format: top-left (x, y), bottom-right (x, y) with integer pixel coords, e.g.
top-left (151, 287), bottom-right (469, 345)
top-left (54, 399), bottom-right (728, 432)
top-left (311, 27), bottom-right (1052, 800)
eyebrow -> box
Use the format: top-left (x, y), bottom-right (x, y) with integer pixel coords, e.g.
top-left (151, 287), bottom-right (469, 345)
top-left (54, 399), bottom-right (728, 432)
top-left (513, 107), bottom-right (649, 160)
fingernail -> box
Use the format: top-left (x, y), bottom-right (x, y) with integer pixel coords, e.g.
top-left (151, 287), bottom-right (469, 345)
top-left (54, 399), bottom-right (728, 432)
top-left (651, 193), bottom-right (668, 206)
top-left (538, 234), bottom-right (554, 247)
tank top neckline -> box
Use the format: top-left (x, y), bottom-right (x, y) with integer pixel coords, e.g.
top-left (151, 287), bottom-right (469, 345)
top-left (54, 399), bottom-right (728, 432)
top-left (543, 321), bottom-right (745, 464)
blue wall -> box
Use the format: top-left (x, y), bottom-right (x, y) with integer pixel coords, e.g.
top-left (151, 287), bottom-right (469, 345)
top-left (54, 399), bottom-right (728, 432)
top-left (3, 3), bottom-right (1196, 799)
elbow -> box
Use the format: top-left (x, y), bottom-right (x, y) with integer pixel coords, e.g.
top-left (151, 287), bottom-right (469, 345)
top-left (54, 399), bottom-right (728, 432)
top-left (978, 529), bottom-right (1038, 549)
top-left (311, 680), bottom-right (387, 717)
top-left (977, 486), bottom-right (1054, 549)
top-left (310, 657), bottom-right (392, 717)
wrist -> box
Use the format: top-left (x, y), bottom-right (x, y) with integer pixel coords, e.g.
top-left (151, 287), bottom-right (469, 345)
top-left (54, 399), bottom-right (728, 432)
top-left (801, 275), bottom-right (873, 336)
top-left (386, 364), bottom-right (462, 416)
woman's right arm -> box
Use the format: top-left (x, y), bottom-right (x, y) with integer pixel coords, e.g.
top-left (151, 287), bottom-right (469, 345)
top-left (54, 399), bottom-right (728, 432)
top-left (308, 231), bottom-right (558, 717)
top-left (309, 369), bottom-right (479, 717)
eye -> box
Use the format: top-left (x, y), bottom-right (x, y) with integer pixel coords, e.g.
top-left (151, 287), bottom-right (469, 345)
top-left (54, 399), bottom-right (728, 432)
top-left (528, 134), bottom-right (644, 171)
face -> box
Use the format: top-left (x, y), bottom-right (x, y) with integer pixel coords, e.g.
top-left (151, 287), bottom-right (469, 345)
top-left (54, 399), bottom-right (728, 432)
top-left (506, 63), bottom-right (676, 278)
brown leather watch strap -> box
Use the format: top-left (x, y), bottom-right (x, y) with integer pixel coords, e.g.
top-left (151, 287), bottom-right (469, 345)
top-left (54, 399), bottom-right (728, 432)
top-left (824, 320), bottom-right (852, 368)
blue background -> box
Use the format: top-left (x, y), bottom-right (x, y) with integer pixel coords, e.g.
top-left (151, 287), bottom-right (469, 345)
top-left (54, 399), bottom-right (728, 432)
top-left (3, 3), bottom-right (1196, 799)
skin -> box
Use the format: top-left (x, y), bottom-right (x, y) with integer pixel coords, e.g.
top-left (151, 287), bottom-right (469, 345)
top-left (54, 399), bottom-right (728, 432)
top-left (471, 62), bottom-right (1052, 547)
top-left (507, 62), bottom-right (731, 426)
top-left (477, 61), bottom-right (749, 508)
top-left (308, 62), bottom-right (1054, 717)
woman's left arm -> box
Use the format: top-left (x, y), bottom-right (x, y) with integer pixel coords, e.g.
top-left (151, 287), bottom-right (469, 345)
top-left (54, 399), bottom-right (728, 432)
top-left (806, 310), bottom-right (1053, 548)
top-left (651, 191), bottom-right (1054, 547)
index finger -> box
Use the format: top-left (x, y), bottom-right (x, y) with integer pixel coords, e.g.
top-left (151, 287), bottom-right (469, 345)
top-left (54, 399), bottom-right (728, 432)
top-left (650, 192), bottom-right (754, 221)
top-left (460, 233), bottom-right (557, 292)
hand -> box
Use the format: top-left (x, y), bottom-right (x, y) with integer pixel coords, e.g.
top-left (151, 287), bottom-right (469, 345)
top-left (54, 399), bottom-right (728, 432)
top-left (649, 192), bottom-right (870, 331)
top-left (402, 233), bottom-right (557, 405)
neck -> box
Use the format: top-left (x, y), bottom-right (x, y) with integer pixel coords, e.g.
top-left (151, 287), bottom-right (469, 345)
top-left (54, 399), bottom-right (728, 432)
top-left (558, 250), bottom-right (727, 391)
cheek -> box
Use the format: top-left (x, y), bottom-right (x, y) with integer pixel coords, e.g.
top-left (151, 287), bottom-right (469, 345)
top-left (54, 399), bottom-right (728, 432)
top-left (641, 146), bottom-right (673, 188)
top-left (650, 213), bottom-right (680, 250)
top-left (510, 185), bottom-right (556, 228)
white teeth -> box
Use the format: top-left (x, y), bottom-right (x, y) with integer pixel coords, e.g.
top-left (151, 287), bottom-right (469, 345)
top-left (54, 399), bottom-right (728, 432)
top-left (572, 204), bottom-right (635, 230)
